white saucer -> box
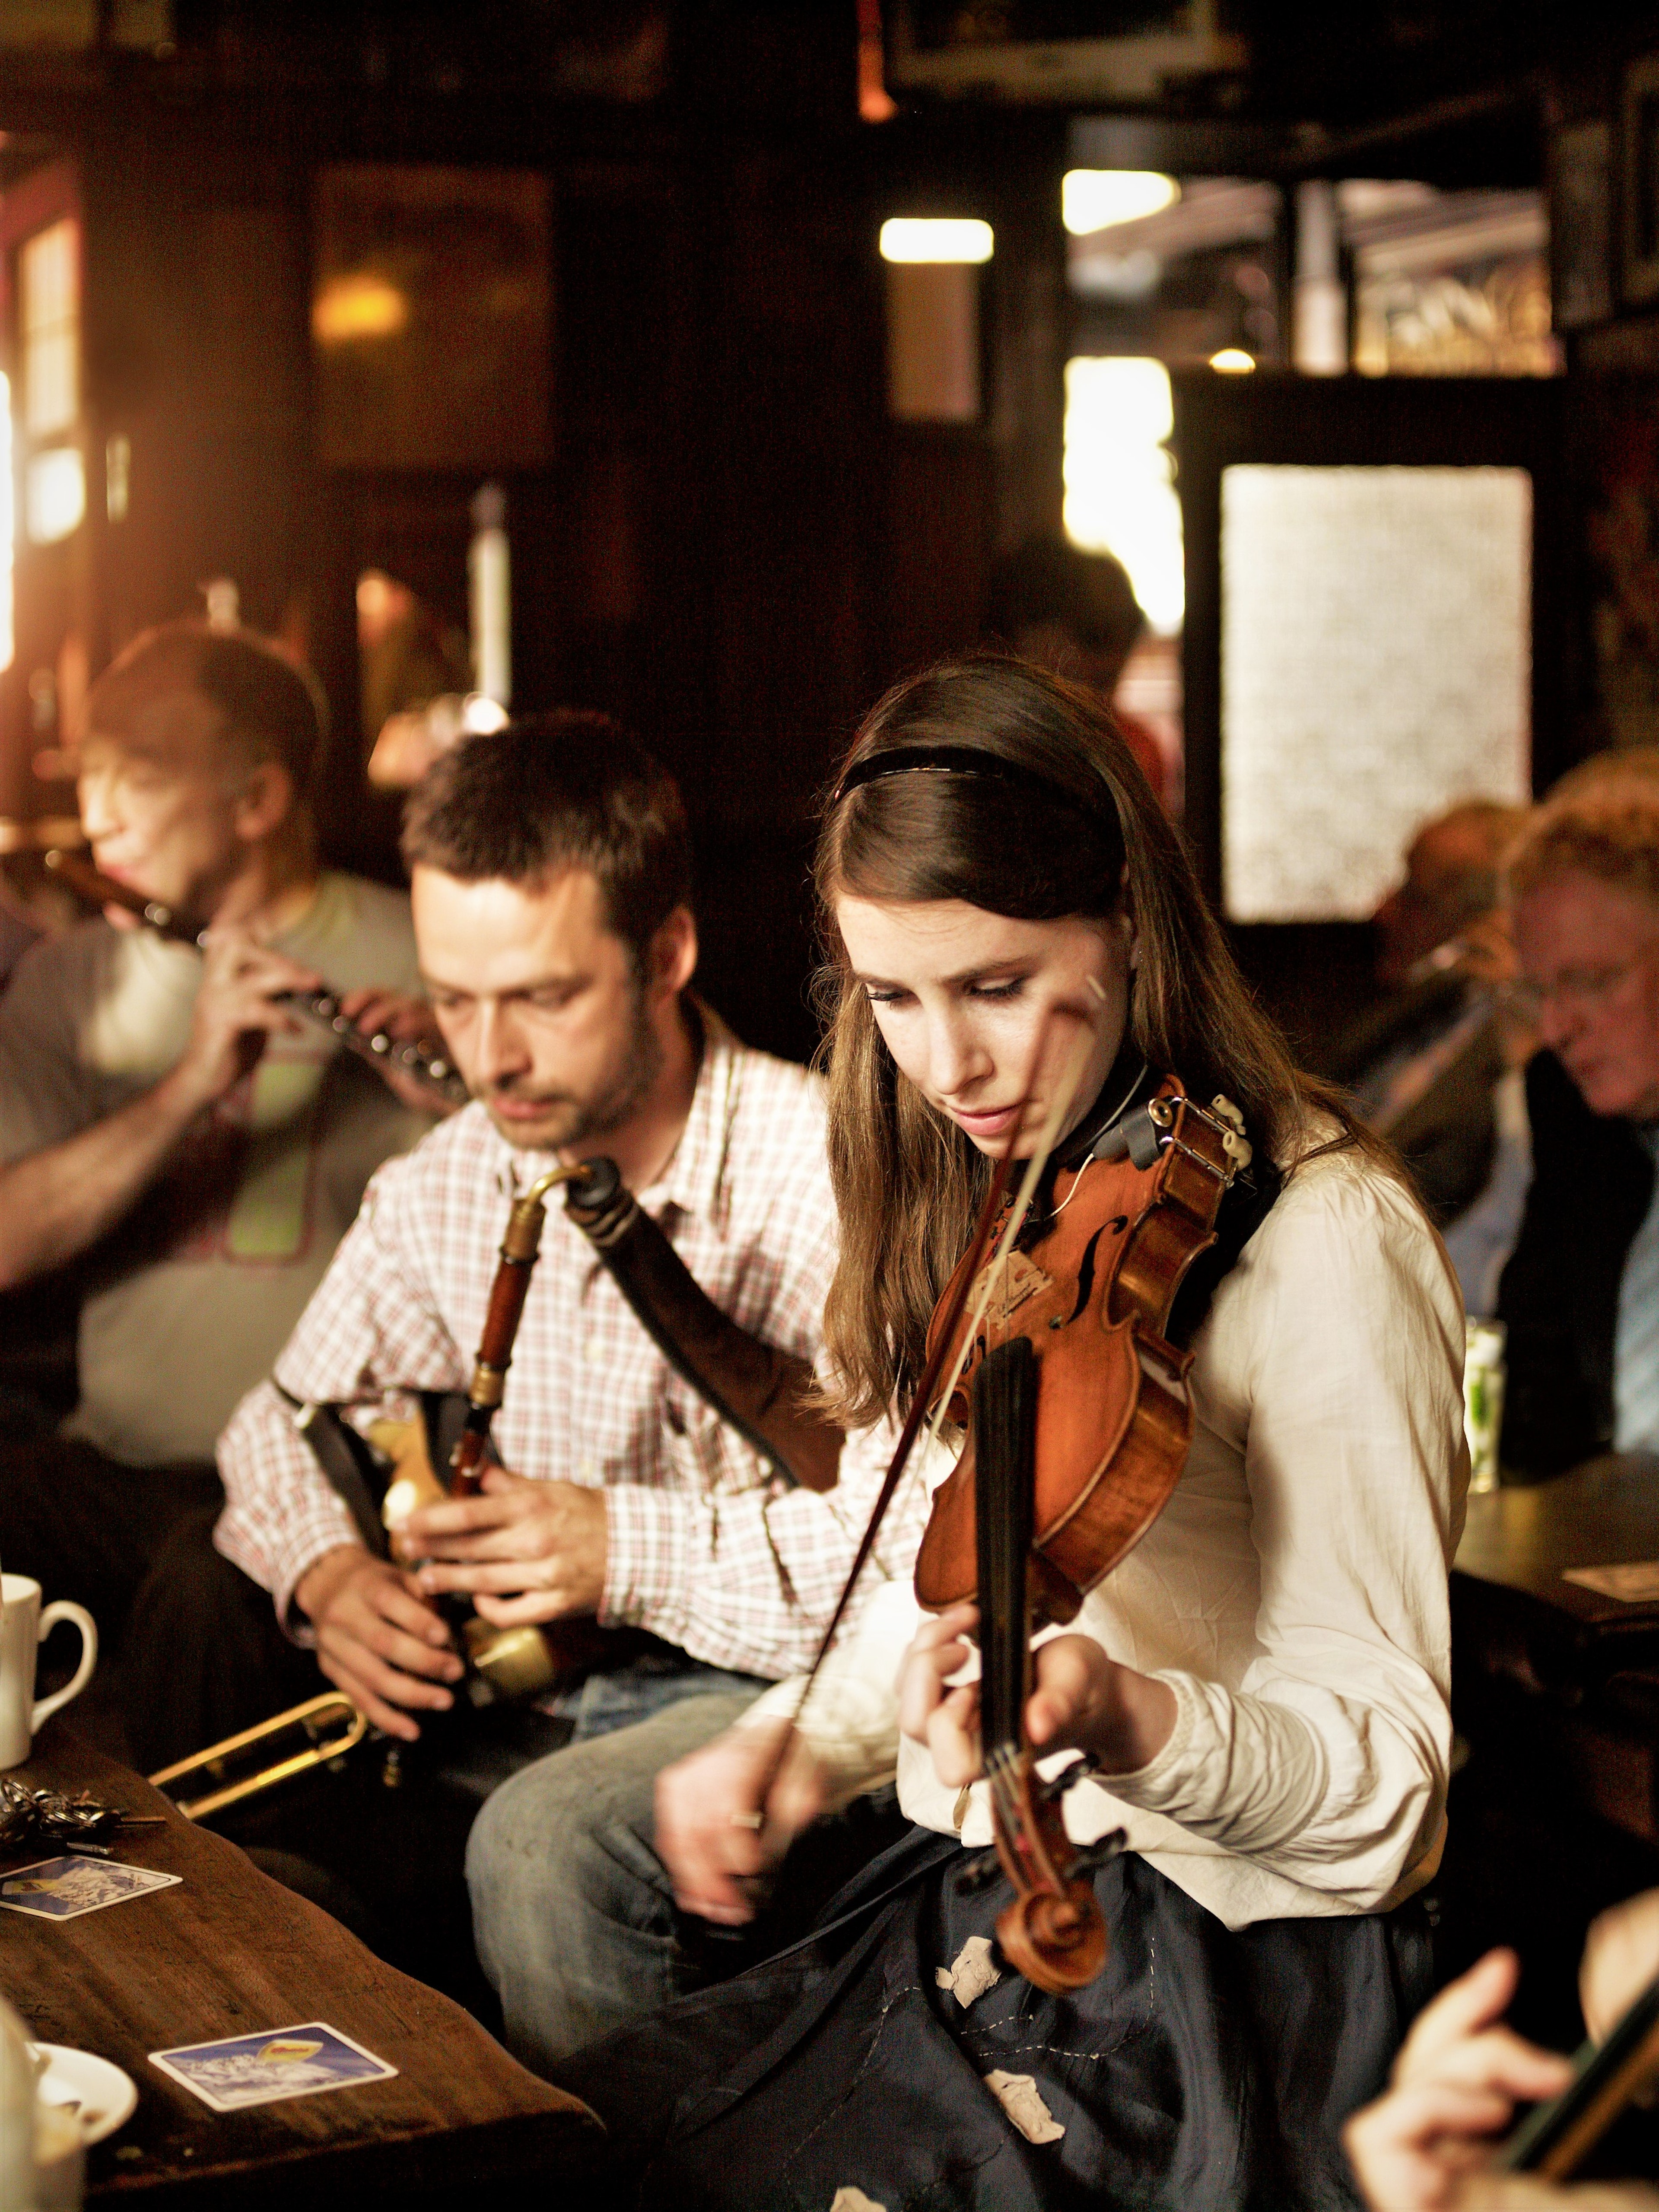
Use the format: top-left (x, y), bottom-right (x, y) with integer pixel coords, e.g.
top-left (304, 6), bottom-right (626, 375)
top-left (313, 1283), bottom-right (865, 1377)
top-left (30, 2044), bottom-right (137, 2145)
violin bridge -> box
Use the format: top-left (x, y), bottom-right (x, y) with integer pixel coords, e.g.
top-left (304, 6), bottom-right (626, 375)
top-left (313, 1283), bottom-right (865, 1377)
top-left (972, 1248), bottom-right (1052, 1326)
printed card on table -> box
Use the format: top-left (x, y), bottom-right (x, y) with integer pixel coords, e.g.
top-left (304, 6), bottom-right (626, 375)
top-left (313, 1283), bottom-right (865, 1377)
top-left (149, 2023), bottom-right (397, 2113)
top-left (0, 1856), bottom-right (181, 1919)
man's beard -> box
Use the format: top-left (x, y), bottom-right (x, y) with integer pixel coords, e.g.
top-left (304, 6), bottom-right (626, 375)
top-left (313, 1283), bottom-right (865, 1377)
top-left (480, 985), bottom-right (664, 1154)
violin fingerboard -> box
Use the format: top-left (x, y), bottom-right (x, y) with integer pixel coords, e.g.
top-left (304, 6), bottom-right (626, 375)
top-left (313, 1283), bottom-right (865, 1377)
top-left (973, 1336), bottom-right (1038, 1763)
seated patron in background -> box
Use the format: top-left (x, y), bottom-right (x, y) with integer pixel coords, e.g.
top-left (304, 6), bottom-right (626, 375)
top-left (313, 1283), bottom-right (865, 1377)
top-left (214, 716), bottom-right (923, 2059)
top-left (0, 621), bottom-right (432, 1700)
top-left (1345, 1893), bottom-right (1659, 2210)
top-left (1321, 800), bottom-right (1532, 1310)
top-left (986, 534), bottom-right (1171, 806)
top-left (1500, 786), bottom-right (1659, 1473)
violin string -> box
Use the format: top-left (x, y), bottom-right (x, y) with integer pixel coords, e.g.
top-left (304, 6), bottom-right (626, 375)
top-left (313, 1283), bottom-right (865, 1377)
top-left (751, 1146), bottom-right (1020, 1789)
top-left (924, 987), bottom-right (1109, 1459)
top-left (995, 1049), bottom-right (1147, 1233)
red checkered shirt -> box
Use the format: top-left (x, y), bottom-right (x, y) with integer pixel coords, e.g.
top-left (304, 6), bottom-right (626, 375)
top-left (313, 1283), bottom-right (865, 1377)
top-left (215, 1016), bottom-right (926, 1679)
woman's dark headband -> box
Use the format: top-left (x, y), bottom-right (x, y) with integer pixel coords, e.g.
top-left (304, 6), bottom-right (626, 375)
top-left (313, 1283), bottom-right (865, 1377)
top-left (831, 744), bottom-right (1119, 837)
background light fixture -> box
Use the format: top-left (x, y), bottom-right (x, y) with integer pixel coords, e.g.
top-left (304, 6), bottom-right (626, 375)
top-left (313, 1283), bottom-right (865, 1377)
top-left (1062, 171), bottom-right (1179, 237)
top-left (879, 218), bottom-right (994, 264)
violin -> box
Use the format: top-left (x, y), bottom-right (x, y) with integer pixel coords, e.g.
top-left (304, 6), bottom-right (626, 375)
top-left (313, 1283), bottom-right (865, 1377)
top-left (916, 1072), bottom-right (1247, 1994)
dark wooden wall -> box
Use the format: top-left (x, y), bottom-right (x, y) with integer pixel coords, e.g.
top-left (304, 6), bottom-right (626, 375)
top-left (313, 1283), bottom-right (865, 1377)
top-left (1, 14), bottom-right (1043, 1062)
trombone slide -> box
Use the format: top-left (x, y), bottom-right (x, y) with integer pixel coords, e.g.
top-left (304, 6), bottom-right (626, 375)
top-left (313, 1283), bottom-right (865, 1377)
top-left (149, 1692), bottom-right (369, 1821)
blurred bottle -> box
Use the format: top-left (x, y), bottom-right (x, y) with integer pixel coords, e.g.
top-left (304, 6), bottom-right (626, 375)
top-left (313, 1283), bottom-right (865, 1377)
top-left (1464, 1318), bottom-right (1507, 1495)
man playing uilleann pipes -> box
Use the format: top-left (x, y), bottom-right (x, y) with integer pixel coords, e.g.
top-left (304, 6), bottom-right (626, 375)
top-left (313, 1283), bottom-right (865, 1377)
top-left (210, 713), bottom-right (924, 2063)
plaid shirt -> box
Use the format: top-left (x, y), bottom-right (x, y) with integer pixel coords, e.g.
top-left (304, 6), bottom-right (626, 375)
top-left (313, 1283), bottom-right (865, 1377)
top-left (215, 1015), bottom-right (926, 1679)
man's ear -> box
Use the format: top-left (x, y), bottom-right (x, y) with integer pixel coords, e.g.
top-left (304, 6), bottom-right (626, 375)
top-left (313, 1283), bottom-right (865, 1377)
top-left (649, 905), bottom-right (698, 1000)
top-left (232, 760), bottom-right (296, 845)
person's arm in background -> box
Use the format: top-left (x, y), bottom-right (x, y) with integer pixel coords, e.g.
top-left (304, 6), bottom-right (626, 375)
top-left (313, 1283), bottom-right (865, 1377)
top-left (0, 932), bottom-right (324, 1288)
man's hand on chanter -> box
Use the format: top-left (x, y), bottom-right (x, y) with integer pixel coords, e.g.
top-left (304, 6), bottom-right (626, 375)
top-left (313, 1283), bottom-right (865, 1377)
top-left (295, 1544), bottom-right (464, 1742)
top-left (399, 1466), bottom-right (608, 1624)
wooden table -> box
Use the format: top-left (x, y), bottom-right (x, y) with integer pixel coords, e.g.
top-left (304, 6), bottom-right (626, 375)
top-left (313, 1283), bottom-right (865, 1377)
top-left (0, 1720), bottom-right (605, 2209)
top-left (1453, 1453), bottom-right (1659, 1843)
top-left (1454, 1452), bottom-right (1659, 1696)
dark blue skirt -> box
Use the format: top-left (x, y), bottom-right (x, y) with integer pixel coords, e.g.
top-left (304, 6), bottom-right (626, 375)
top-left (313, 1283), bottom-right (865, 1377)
top-left (557, 1821), bottom-right (1431, 2211)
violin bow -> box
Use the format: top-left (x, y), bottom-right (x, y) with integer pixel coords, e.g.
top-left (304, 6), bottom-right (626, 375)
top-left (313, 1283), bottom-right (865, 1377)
top-left (923, 982), bottom-right (1109, 1461)
top-left (754, 985), bottom-right (1106, 1796)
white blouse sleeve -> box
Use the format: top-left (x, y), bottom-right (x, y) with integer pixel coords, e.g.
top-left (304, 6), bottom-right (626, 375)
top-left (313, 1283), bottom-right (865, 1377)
top-left (1098, 1156), bottom-right (1467, 1908)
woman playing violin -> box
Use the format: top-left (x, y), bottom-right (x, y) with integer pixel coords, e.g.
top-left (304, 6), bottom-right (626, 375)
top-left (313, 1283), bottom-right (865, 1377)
top-left (560, 657), bottom-right (1468, 2211)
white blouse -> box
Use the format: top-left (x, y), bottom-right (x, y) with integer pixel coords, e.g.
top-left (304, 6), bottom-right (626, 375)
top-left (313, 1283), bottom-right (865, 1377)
top-left (741, 1141), bottom-right (1469, 1932)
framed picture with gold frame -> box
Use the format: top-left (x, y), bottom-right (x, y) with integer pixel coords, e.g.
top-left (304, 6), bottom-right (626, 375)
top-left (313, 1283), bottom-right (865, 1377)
top-left (313, 165), bottom-right (551, 472)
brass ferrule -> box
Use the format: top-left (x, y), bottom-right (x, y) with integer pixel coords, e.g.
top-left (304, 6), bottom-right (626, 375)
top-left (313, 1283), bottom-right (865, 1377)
top-left (500, 1164), bottom-right (587, 1261)
top-left (468, 1363), bottom-right (509, 1410)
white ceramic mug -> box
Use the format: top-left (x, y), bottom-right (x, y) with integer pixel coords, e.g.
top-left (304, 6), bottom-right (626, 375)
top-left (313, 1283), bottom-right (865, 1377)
top-left (0, 1576), bottom-right (97, 1770)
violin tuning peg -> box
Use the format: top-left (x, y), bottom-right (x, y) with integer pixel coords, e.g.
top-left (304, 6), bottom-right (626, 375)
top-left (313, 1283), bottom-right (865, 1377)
top-left (1071, 1828), bottom-right (1128, 1876)
top-left (1038, 1755), bottom-right (1101, 1805)
top-left (953, 1850), bottom-right (1003, 1895)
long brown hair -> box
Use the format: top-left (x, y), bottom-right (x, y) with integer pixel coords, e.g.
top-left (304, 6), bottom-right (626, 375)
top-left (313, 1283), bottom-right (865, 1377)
top-left (814, 655), bottom-right (1379, 1427)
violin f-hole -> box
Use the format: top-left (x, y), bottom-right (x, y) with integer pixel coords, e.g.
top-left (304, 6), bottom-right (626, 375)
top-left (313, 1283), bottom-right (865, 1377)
top-left (1063, 1225), bottom-right (1110, 1328)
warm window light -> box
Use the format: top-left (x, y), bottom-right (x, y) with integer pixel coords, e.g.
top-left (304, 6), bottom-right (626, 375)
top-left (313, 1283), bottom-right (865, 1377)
top-left (0, 375), bottom-right (12, 674)
top-left (312, 272), bottom-right (410, 345)
top-left (1210, 348), bottom-right (1256, 373)
top-left (879, 219), bottom-right (994, 264)
top-left (1063, 358), bottom-right (1184, 636)
top-left (105, 432), bottom-right (130, 523)
top-left (25, 446), bottom-right (85, 546)
top-left (1062, 171), bottom-right (1179, 237)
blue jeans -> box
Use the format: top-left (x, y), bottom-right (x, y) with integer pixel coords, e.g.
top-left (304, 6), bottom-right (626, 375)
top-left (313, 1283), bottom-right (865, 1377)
top-left (466, 1658), bottom-right (768, 2072)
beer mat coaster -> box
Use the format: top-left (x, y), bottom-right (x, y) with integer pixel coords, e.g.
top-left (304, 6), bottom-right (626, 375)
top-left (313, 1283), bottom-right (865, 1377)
top-left (0, 1856), bottom-right (181, 1919)
top-left (1562, 1562), bottom-right (1659, 1604)
top-left (149, 2024), bottom-right (397, 2113)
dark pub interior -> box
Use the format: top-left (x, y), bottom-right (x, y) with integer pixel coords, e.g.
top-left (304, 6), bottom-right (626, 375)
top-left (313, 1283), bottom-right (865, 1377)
top-left (3, 6), bottom-right (1659, 2208)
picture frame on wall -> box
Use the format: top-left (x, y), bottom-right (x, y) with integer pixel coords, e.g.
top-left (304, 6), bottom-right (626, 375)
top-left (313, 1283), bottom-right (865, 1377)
top-left (312, 164), bottom-right (552, 472)
top-left (1552, 118), bottom-right (1613, 327)
top-left (1622, 52), bottom-right (1659, 306)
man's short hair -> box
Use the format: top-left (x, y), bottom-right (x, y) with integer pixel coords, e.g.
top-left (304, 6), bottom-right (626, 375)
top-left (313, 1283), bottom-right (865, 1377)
top-left (1549, 746), bottom-right (1659, 805)
top-left (1509, 787), bottom-right (1659, 912)
top-left (986, 536), bottom-right (1146, 666)
top-left (83, 620), bottom-right (327, 790)
top-left (401, 712), bottom-right (693, 964)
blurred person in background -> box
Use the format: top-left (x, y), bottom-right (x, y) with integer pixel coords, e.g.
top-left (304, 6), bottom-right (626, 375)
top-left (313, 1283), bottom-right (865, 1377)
top-left (1498, 784), bottom-right (1659, 1472)
top-left (1344, 1891), bottom-right (1659, 2210)
top-left (0, 620), bottom-right (439, 1729)
top-left (986, 535), bottom-right (1172, 806)
top-left (1321, 800), bottom-right (1533, 1313)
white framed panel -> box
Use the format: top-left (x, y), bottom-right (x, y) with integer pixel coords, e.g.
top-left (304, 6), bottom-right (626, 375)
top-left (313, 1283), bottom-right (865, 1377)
top-left (1220, 465), bottom-right (1532, 923)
